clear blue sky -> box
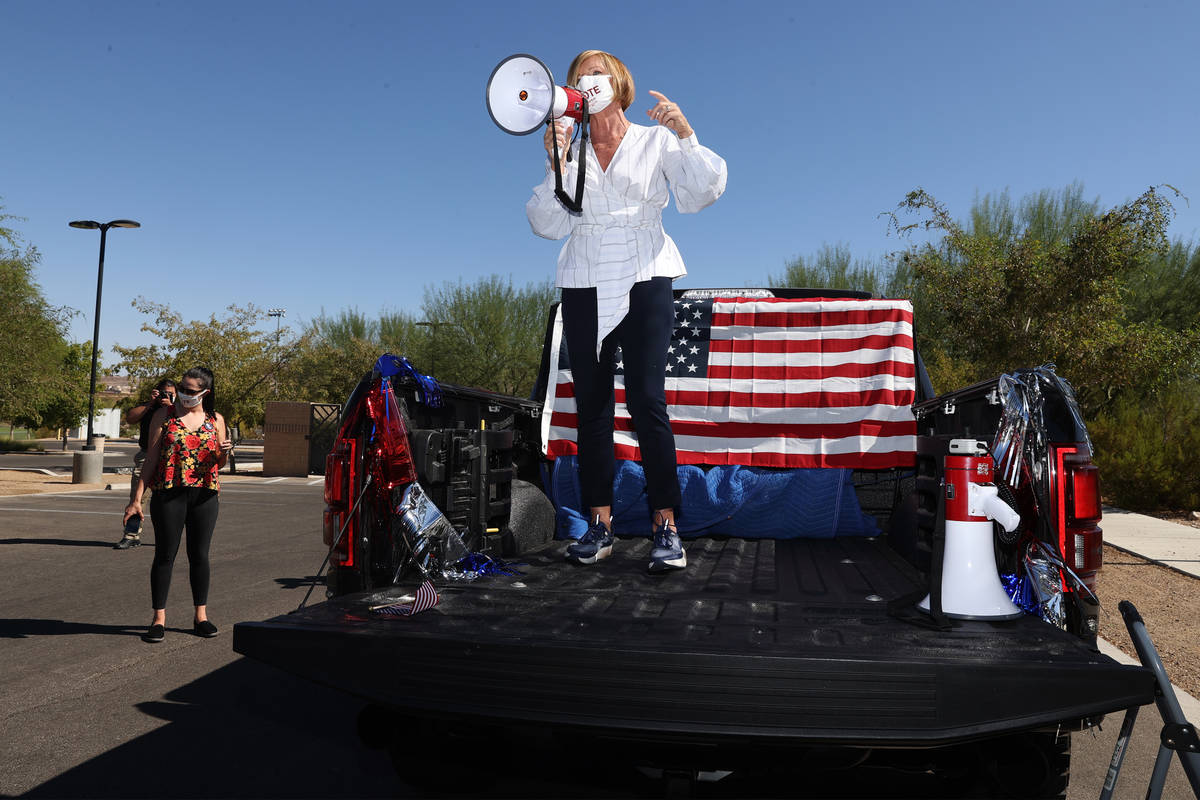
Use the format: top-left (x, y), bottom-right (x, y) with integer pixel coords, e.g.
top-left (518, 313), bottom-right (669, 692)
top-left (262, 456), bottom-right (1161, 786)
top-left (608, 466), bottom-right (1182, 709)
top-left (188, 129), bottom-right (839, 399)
top-left (3, 0), bottom-right (1197, 368)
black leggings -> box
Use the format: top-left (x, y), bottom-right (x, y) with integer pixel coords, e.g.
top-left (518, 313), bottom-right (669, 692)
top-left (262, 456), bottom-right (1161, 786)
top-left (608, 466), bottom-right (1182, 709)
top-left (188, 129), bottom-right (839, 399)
top-left (149, 487), bottom-right (219, 609)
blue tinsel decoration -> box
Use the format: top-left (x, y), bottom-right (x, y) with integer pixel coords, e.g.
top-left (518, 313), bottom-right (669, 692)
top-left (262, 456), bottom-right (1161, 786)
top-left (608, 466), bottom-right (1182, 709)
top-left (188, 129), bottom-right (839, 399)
top-left (455, 552), bottom-right (525, 577)
top-left (1000, 572), bottom-right (1039, 616)
top-left (374, 354), bottom-right (443, 408)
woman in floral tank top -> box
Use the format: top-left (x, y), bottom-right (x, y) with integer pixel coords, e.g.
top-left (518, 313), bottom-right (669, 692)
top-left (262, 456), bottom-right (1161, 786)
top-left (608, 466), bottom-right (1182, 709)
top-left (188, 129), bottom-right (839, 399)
top-left (123, 366), bottom-right (233, 643)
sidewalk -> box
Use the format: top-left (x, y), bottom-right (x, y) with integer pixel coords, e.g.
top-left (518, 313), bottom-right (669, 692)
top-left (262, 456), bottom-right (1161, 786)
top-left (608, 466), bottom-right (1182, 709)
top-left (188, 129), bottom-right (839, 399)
top-left (1101, 506), bottom-right (1200, 579)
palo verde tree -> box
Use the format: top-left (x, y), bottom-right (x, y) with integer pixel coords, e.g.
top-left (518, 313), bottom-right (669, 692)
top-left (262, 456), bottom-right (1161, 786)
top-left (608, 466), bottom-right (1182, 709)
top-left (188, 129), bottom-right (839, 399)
top-left (417, 275), bottom-right (557, 397)
top-left (287, 275), bottom-right (558, 402)
top-left (112, 299), bottom-right (296, 432)
top-left (282, 307), bottom-right (419, 404)
top-left (887, 185), bottom-right (1199, 413)
top-left (769, 243), bottom-right (907, 297)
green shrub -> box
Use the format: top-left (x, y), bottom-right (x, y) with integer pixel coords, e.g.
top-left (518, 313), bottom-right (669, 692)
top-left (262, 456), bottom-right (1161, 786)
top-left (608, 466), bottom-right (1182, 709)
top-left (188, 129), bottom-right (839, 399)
top-left (1089, 380), bottom-right (1200, 511)
top-left (0, 438), bottom-right (44, 452)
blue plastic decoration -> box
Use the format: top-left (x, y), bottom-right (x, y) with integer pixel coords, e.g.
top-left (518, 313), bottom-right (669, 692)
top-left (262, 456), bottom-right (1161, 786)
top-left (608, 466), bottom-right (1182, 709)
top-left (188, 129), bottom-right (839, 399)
top-left (1000, 572), bottom-right (1039, 616)
top-left (374, 353), bottom-right (443, 408)
top-left (455, 552), bottom-right (526, 577)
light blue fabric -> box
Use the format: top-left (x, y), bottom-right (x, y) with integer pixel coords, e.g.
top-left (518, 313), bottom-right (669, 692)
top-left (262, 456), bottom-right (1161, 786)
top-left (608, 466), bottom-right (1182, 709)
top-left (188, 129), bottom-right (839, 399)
top-left (547, 456), bottom-right (880, 540)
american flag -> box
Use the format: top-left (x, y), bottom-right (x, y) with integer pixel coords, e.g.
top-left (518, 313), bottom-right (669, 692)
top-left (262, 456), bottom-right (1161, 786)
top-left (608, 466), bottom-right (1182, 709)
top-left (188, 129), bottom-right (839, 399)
top-left (540, 296), bottom-right (918, 469)
top-left (370, 579), bottom-right (440, 617)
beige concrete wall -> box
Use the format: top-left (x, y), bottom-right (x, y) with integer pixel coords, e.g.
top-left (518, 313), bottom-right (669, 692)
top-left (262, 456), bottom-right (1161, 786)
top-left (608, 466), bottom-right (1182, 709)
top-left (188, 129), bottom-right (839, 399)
top-left (263, 401), bottom-right (311, 476)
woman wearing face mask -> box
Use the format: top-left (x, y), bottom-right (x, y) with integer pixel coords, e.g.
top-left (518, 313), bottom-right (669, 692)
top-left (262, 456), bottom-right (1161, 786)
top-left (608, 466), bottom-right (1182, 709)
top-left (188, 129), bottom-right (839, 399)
top-left (526, 50), bottom-right (727, 574)
top-left (123, 366), bottom-right (233, 643)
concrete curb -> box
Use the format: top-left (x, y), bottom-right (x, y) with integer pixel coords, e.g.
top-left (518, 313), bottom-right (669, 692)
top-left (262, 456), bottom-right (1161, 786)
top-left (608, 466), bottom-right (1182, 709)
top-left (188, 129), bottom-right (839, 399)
top-left (1101, 506), bottom-right (1200, 579)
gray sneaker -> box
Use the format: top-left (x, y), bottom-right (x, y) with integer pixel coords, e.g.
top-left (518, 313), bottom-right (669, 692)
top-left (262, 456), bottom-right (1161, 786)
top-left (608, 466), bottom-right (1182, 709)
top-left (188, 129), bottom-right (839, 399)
top-left (114, 535), bottom-right (141, 550)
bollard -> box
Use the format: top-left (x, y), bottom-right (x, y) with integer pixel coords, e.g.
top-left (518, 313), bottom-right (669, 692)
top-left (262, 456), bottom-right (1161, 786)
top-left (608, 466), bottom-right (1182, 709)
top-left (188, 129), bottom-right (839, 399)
top-left (72, 450), bottom-right (103, 484)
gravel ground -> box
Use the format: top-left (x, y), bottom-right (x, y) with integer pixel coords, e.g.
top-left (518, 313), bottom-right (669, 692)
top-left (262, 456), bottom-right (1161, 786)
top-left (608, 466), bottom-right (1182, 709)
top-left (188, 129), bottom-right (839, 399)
top-left (0, 471), bottom-right (102, 496)
top-left (1097, 543), bottom-right (1200, 699)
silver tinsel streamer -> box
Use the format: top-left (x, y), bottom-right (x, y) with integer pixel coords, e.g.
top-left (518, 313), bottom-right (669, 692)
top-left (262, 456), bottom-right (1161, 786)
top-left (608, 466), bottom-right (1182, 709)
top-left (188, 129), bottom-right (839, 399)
top-left (392, 481), bottom-right (471, 583)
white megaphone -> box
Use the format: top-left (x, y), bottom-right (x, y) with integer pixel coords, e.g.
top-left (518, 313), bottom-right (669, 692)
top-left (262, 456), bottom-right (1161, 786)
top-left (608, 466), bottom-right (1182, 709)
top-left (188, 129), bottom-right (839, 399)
top-left (485, 54), bottom-right (586, 135)
top-left (919, 440), bottom-right (1024, 621)
top-left (485, 54), bottom-right (590, 212)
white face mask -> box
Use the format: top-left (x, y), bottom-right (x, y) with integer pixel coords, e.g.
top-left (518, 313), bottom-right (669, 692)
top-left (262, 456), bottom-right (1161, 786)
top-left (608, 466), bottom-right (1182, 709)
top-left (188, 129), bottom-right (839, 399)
top-left (177, 389), bottom-right (206, 408)
top-left (574, 74), bottom-right (615, 113)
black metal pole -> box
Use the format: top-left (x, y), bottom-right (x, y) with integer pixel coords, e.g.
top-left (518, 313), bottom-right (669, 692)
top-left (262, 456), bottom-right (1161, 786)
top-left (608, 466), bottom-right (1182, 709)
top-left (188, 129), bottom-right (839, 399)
top-left (84, 225), bottom-right (109, 450)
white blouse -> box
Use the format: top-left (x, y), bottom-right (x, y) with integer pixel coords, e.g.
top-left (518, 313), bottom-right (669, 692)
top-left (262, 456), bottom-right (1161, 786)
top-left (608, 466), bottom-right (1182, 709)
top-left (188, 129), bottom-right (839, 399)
top-left (526, 123), bottom-right (727, 356)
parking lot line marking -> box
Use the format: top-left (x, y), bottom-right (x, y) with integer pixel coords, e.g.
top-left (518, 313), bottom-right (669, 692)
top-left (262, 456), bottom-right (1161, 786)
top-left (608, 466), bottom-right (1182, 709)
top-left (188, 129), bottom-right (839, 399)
top-left (263, 477), bottom-right (287, 484)
top-left (0, 507), bottom-right (117, 516)
top-left (218, 486), bottom-right (321, 495)
top-left (307, 479), bottom-right (323, 486)
top-left (0, 491), bottom-right (115, 502)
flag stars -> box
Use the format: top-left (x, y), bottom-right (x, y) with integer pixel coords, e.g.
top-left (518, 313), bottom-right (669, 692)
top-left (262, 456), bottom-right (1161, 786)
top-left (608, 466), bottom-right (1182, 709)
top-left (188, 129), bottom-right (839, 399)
top-left (689, 346), bottom-right (700, 355)
top-left (687, 363), bottom-right (698, 373)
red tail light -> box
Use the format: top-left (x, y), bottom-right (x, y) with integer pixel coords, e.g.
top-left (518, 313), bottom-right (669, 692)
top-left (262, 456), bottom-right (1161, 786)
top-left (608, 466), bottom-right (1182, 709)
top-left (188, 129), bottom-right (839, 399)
top-left (1054, 445), bottom-right (1103, 590)
top-left (1067, 463), bottom-right (1102, 522)
top-left (365, 381), bottom-right (417, 491)
top-left (323, 438), bottom-right (357, 566)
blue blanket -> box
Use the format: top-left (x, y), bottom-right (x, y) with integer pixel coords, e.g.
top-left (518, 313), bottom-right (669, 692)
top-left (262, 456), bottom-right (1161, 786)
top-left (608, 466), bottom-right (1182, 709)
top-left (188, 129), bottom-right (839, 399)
top-left (546, 456), bottom-right (880, 540)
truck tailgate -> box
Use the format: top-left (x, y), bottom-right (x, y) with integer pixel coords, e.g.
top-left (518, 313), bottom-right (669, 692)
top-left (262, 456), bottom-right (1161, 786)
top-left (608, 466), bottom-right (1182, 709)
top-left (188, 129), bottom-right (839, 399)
top-left (233, 536), bottom-right (1153, 745)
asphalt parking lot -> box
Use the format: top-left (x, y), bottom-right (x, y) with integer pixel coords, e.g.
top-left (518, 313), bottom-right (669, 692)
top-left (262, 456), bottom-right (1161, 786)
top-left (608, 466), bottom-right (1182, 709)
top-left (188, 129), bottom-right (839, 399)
top-left (1, 477), bottom-right (1195, 798)
top-left (0, 477), bottom-right (401, 798)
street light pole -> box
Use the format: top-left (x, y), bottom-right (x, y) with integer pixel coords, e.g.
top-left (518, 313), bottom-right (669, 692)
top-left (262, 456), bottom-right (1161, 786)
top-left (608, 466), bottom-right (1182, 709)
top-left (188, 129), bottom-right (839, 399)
top-left (267, 308), bottom-right (286, 397)
top-left (69, 219), bottom-right (140, 451)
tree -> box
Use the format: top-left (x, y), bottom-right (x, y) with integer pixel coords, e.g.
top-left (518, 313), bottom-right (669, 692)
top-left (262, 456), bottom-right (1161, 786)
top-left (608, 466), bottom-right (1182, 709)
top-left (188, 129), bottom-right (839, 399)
top-left (887, 186), bottom-right (1199, 411)
top-left (1124, 239), bottom-right (1200, 333)
top-left (417, 276), bottom-right (558, 397)
top-left (283, 276), bottom-right (558, 404)
top-left (0, 208), bottom-right (77, 426)
top-left (769, 243), bottom-right (905, 297)
top-left (34, 342), bottom-right (94, 441)
top-left (112, 299), bottom-right (294, 431)
top-left (283, 308), bottom-right (393, 404)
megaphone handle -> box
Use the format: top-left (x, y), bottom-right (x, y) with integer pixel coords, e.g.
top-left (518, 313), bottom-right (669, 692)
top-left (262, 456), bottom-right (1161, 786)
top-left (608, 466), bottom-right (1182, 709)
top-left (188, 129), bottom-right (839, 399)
top-left (553, 100), bottom-right (588, 213)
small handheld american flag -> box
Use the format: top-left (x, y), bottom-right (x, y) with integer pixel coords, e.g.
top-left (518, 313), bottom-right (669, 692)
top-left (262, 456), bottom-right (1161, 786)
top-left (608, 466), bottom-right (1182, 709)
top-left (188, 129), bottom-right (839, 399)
top-left (369, 580), bottom-right (440, 617)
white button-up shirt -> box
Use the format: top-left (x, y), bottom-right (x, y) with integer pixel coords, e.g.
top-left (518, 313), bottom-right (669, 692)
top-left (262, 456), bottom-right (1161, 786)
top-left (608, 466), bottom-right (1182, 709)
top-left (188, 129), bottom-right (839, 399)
top-left (526, 123), bottom-right (727, 355)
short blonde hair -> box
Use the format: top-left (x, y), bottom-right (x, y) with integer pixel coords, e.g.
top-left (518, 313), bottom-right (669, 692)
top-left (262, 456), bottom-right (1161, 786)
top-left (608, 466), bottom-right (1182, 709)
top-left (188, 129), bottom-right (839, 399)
top-left (567, 50), bottom-right (635, 111)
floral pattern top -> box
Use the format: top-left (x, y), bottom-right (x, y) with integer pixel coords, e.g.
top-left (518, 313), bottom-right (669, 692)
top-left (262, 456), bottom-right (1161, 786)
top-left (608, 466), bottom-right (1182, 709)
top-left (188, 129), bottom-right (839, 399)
top-left (154, 412), bottom-right (221, 491)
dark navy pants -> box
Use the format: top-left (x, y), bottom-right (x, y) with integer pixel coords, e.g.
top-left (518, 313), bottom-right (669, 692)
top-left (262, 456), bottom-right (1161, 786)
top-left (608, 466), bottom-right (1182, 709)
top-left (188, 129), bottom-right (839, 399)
top-left (560, 277), bottom-right (681, 512)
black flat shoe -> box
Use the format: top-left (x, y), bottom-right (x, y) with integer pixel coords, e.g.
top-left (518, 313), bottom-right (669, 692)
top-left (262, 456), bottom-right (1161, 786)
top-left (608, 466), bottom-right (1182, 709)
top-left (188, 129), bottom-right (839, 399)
top-left (143, 624), bottom-right (165, 643)
top-left (193, 620), bottom-right (219, 638)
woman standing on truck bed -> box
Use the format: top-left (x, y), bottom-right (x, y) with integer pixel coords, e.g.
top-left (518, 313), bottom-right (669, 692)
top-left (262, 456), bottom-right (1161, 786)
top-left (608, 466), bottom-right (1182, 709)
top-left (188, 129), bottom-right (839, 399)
top-left (122, 366), bottom-right (233, 642)
top-left (526, 49), bottom-right (727, 573)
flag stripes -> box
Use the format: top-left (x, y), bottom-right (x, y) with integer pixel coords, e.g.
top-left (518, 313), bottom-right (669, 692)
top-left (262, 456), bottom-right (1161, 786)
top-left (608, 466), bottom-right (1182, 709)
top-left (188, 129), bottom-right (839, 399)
top-left (370, 579), bottom-right (440, 617)
top-left (540, 296), bottom-right (918, 469)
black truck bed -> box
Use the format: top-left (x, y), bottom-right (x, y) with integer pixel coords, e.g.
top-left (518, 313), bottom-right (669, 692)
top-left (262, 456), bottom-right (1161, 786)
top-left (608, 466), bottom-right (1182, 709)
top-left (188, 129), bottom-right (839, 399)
top-left (233, 535), bottom-right (1153, 746)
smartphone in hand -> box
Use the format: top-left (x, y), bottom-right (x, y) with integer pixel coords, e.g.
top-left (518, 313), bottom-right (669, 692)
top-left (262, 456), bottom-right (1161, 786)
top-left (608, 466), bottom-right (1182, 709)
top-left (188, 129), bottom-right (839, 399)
top-left (123, 514), bottom-right (142, 535)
